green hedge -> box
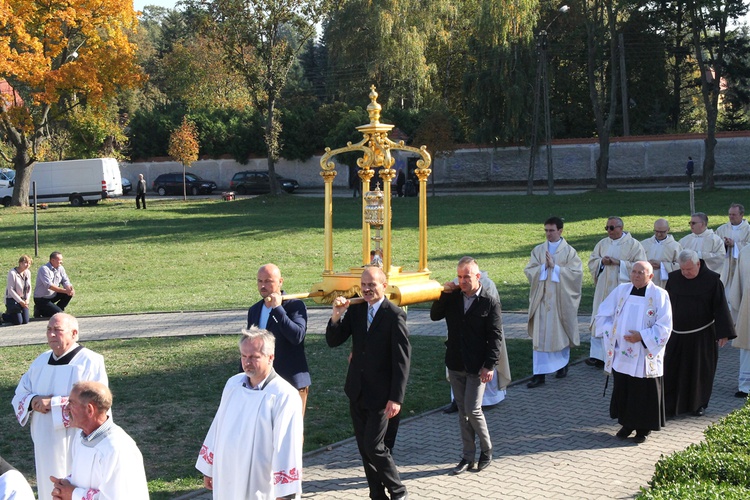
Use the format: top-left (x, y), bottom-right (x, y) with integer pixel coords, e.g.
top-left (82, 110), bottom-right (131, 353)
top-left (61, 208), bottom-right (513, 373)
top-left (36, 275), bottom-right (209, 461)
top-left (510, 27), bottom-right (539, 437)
top-left (637, 401), bottom-right (750, 498)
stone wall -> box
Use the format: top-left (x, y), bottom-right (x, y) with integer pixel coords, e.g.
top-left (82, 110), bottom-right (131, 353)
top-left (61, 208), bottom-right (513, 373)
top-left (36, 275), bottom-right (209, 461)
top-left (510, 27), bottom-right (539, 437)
top-left (122, 133), bottom-right (750, 190)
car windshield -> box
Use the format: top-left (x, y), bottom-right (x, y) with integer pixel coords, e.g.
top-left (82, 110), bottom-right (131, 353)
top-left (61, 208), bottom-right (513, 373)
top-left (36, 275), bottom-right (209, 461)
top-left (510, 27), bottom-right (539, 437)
top-left (184, 174), bottom-right (202, 182)
top-left (0, 169), bottom-right (15, 181)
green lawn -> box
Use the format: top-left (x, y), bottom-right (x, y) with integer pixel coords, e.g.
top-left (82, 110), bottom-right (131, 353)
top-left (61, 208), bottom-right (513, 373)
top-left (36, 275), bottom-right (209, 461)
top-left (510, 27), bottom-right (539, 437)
top-left (0, 188), bottom-right (745, 498)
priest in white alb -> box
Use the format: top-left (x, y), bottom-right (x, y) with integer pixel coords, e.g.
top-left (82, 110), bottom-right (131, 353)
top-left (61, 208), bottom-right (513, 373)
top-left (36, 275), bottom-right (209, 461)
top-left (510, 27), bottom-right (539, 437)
top-left (524, 216), bottom-right (582, 388)
top-left (197, 327), bottom-right (303, 499)
top-left (11, 313), bottom-right (108, 500)
top-left (679, 212), bottom-right (725, 273)
top-left (587, 217), bottom-right (646, 366)
top-left (49, 381), bottom-right (148, 500)
top-left (641, 218), bottom-right (682, 288)
top-left (729, 244), bottom-right (750, 398)
top-left (594, 261), bottom-right (672, 444)
top-left (717, 203), bottom-right (750, 298)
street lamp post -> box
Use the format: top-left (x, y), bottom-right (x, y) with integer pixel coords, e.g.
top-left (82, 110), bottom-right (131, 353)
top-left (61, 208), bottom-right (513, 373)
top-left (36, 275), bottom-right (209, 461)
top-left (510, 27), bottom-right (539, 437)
top-left (527, 5), bottom-right (569, 195)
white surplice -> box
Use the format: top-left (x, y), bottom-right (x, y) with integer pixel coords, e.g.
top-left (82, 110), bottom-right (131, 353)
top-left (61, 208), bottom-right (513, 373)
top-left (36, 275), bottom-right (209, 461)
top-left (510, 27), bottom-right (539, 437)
top-left (11, 347), bottom-right (107, 500)
top-left (196, 372), bottom-right (303, 500)
top-left (67, 420), bottom-right (149, 500)
top-left (594, 282), bottom-right (672, 377)
top-left (679, 229), bottom-right (725, 274)
top-left (0, 469), bottom-right (35, 500)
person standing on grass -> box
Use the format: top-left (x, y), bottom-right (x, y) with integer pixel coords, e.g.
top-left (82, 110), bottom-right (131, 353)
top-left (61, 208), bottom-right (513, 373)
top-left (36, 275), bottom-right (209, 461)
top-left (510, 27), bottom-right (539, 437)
top-left (729, 244), bottom-right (750, 398)
top-left (594, 261), bottom-right (672, 444)
top-left (524, 217), bottom-right (582, 388)
top-left (678, 212), bottom-right (725, 274)
top-left (3, 254), bottom-right (33, 325)
top-left (641, 219), bottom-right (682, 288)
top-left (135, 173), bottom-right (147, 209)
top-left (49, 381), bottom-right (148, 500)
top-left (431, 256), bottom-right (503, 476)
top-left (587, 217), bottom-right (647, 368)
top-left (33, 252), bottom-right (75, 319)
top-left (12, 313), bottom-right (108, 500)
top-left (716, 203), bottom-right (750, 299)
top-left (197, 327), bottom-right (303, 499)
top-left (247, 263), bottom-right (310, 416)
top-left (326, 266), bottom-right (410, 500)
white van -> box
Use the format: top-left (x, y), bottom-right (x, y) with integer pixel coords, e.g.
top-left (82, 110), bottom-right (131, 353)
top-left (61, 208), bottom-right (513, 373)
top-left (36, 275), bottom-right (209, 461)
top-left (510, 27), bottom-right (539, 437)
top-left (0, 158), bottom-right (122, 207)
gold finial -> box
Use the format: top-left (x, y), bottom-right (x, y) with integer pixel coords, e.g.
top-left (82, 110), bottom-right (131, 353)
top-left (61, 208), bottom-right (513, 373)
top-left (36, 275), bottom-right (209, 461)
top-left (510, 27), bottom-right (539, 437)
top-left (367, 85), bottom-right (382, 125)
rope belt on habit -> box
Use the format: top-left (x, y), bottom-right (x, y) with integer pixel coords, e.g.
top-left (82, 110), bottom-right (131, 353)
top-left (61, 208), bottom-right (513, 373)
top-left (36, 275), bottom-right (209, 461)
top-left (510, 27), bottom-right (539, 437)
top-left (672, 320), bottom-right (715, 334)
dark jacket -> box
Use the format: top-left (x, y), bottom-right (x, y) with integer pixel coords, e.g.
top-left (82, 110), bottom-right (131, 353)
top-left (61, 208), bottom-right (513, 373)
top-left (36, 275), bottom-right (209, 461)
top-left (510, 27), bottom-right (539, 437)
top-left (325, 299), bottom-right (411, 409)
top-left (431, 287), bottom-right (503, 374)
top-left (247, 298), bottom-right (310, 389)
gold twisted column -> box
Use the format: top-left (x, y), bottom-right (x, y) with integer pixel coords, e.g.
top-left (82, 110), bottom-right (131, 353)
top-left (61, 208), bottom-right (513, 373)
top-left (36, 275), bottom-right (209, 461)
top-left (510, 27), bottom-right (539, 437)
top-left (320, 169), bottom-right (337, 273)
top-left (379, 163), bottom-right (396, 272)
top-left (415, 160), bottom-right (432, 272)
top-left (358, 167), bottom-right (375, 264)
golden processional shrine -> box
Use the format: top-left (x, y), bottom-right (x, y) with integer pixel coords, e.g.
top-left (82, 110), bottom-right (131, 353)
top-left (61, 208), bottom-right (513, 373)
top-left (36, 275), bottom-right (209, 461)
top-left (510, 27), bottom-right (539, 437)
top-left (287, 86), bottom-right (445, 306)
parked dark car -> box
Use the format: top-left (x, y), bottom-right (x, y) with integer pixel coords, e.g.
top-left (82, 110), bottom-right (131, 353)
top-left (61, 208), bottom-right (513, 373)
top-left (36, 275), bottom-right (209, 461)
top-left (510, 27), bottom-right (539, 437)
top-left (229, 170), bottom-right (299, 194)
top-left (121, 177), bottom-right (132, 195)
top-left (152, 172), bottom-right (217, 196)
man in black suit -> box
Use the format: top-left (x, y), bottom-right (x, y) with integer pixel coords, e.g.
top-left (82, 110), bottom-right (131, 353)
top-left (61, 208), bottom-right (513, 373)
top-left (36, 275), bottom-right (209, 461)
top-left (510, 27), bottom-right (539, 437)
top-left (431, 256), bottom-right (503, 475)
top-left (326, 266), bottom-right (411, 500)
top-left (247, 263), bottom-right (310, 415)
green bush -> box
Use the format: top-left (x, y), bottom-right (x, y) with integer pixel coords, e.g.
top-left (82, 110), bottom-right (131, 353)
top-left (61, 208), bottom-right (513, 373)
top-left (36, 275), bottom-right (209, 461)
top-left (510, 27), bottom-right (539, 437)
top-left (637, 401), bottom-right (750, 498)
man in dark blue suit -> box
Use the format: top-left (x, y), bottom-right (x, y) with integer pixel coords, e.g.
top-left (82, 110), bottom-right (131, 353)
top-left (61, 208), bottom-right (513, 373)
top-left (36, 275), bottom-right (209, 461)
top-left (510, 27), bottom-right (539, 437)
top-left (326, 266), bottom-right (411, 500)
top-left (247, 263), bottom-right (310, 415)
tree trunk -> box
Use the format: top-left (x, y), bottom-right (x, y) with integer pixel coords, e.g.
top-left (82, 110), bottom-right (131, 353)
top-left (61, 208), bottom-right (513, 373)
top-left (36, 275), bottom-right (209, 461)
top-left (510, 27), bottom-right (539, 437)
top-left (11, 145), bottom-right (34, 207)
top-left (266, 97), bottom-right (281, 196)
top-left (596, 131), bottom-right (610, 190)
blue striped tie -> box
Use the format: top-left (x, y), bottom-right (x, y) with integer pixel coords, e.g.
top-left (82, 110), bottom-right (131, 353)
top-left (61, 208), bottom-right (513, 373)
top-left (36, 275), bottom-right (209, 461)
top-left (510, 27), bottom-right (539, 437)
top-left (367, 306), bottom-right (375, 329)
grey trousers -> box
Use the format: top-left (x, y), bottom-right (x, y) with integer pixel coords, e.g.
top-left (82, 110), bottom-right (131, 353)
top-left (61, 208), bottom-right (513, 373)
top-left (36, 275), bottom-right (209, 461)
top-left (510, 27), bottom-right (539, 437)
top-left (448, 369), bottom-right (492, 461)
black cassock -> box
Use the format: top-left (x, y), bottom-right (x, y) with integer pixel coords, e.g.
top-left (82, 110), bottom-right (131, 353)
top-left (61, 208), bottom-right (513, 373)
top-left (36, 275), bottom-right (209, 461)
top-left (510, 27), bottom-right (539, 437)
top-left (664, 260), bottom-right (736, 417)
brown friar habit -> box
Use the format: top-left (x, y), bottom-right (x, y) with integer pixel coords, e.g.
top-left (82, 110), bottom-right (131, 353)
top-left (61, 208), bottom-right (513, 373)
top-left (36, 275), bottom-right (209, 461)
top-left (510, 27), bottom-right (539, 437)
top-left (664, 260), bottom-right (736, 417)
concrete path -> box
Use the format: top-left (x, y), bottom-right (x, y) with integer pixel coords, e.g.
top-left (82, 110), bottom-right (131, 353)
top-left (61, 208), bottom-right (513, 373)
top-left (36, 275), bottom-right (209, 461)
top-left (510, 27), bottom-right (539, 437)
top-left (3, 309), bottom-right (743, 499)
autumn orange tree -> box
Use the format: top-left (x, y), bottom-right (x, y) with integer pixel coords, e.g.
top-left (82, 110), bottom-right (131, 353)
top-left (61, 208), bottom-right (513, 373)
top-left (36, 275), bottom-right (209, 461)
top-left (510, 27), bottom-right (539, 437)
top-left (167, 116), bottom-right (200, 200)
top-left (0, 0), bottom-right (144, 206)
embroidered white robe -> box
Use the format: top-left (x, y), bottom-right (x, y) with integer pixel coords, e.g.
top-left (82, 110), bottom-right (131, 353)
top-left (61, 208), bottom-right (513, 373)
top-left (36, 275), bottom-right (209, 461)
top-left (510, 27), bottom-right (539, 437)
top-left (67, 423), bottom-right (149, 500)
top-left (594, 282), bottom-right (672, 377)
top-left (11, 347), bottom-right (107, 500)
top-left (196, 372), bottom-right (303, 500)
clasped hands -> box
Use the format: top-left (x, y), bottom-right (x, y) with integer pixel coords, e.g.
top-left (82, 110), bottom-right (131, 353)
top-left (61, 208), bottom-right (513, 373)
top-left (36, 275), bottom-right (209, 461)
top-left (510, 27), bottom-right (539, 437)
top-left (49, 476), bottom-right (73, 500)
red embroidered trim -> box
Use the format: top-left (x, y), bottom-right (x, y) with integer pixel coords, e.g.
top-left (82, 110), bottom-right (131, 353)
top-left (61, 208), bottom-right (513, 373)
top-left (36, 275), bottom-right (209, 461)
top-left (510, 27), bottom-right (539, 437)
top-left (273, 468), bottom-right (300, 485)
top-left (199, 444), bottom-right (214, 465)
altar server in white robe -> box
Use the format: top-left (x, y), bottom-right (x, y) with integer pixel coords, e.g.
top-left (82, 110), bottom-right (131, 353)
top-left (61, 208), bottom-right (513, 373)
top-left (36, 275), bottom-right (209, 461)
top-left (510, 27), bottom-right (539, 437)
top-left (197, 327), bottom-right (303, 500)
top-left (594, 261), bottom-right (672, 444)
top-left (525, 216), bottom-right (582, 388)
top-left (0, 455), bottom-right (35, 500)
top-left (49, 381), bottom-right (148, 500)
top-left (588, 217), bottom-right (646, 366)
top-left (679, 212), bottom-right (725, 274)
top-left (641, 219), bottom-right (682, 288)
top-left (729, 244), bottom-right (750, 398)
top-left (717, 203), bottom-right (750, 298)
top-left (11, 313), bottom-right (107, 500)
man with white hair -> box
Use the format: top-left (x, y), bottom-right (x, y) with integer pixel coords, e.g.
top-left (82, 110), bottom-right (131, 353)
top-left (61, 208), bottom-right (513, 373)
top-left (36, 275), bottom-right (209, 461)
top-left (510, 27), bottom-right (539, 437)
top-left (197, 327), bottom-right (303, 499)
top-left (12, 313), bottom-right (108, 500)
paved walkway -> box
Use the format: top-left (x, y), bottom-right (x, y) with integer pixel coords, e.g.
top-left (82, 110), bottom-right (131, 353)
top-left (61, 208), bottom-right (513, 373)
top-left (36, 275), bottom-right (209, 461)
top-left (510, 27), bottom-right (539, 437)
top-left (3, 309), bottom-right (743, 499)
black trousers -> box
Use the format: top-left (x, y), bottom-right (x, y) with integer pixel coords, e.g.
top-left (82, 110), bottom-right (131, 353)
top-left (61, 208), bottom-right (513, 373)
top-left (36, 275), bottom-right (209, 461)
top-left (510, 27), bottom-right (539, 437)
top-left (350, 399), bottom-right (406, 500)
top-left (34, 293), bottom-right (72, 318)
top-left (136, 192), bottom-right (146, 208)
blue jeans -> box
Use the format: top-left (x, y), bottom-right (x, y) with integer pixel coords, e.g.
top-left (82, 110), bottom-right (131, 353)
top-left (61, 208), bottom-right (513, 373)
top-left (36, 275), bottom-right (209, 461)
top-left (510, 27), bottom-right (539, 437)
top-left (4, 298), bottom-right (29, 325)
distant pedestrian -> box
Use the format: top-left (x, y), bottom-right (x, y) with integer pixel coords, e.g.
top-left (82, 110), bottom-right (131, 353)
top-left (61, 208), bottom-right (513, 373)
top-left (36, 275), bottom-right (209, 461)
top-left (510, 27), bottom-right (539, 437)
top-left (686, 156), bottom-right (694, 182)
top-left (349, 165), bottom-right (360, 198)
top-left (135, 174), bottom-right (147, 209)
top-left (395, 168), bottom-right (406, 197)
top-left (3, 255), bottom-right (33, 325)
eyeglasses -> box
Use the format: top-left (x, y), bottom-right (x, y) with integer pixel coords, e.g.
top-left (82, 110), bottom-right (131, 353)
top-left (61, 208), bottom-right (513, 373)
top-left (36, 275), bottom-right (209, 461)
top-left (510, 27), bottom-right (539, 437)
top-left (605, 225), bottom-right (622, 231)
top-left (689, 221), bottom-right (702, 225)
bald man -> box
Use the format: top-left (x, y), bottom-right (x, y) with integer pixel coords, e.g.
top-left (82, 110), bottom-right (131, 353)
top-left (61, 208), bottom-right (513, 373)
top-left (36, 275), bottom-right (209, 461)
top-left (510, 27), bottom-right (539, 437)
top-left (641, 218), bottom-right (682, 288)
top-left (247, 263), bottom-right (310, 415)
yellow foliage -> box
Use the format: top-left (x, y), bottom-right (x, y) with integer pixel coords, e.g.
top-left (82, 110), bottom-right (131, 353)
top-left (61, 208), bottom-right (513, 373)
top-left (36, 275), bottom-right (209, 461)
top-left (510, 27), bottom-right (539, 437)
top-left (168, 117), bottom-right (200, 167)
top-left (0, 0), bottom-right (144, 117)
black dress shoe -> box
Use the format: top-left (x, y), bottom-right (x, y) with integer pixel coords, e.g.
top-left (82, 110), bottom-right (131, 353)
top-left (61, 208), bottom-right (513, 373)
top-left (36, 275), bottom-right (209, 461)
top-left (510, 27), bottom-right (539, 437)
top-left (585, 358), bottom-right (605, 368)
top-left (476, 450), bottom-right (492, 472)
top-left (693, 406), bottom-right (705, 417)
top-left (735, 391), bottom-right (748, 398)
top-left (451, 459), bottom-right (474, 475)
top-left (633, 430), bottom-right (651, 444)
top-left (391, 493), bottom-right (408, 500)
top-left (555, 365), bottom-right (569, 378)
top-left (615, 426), bottom-right (633, 440)
top-left (527, 374), bottom-right (546, 388)
top-left (443, 401), bottom-right (458, 414)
